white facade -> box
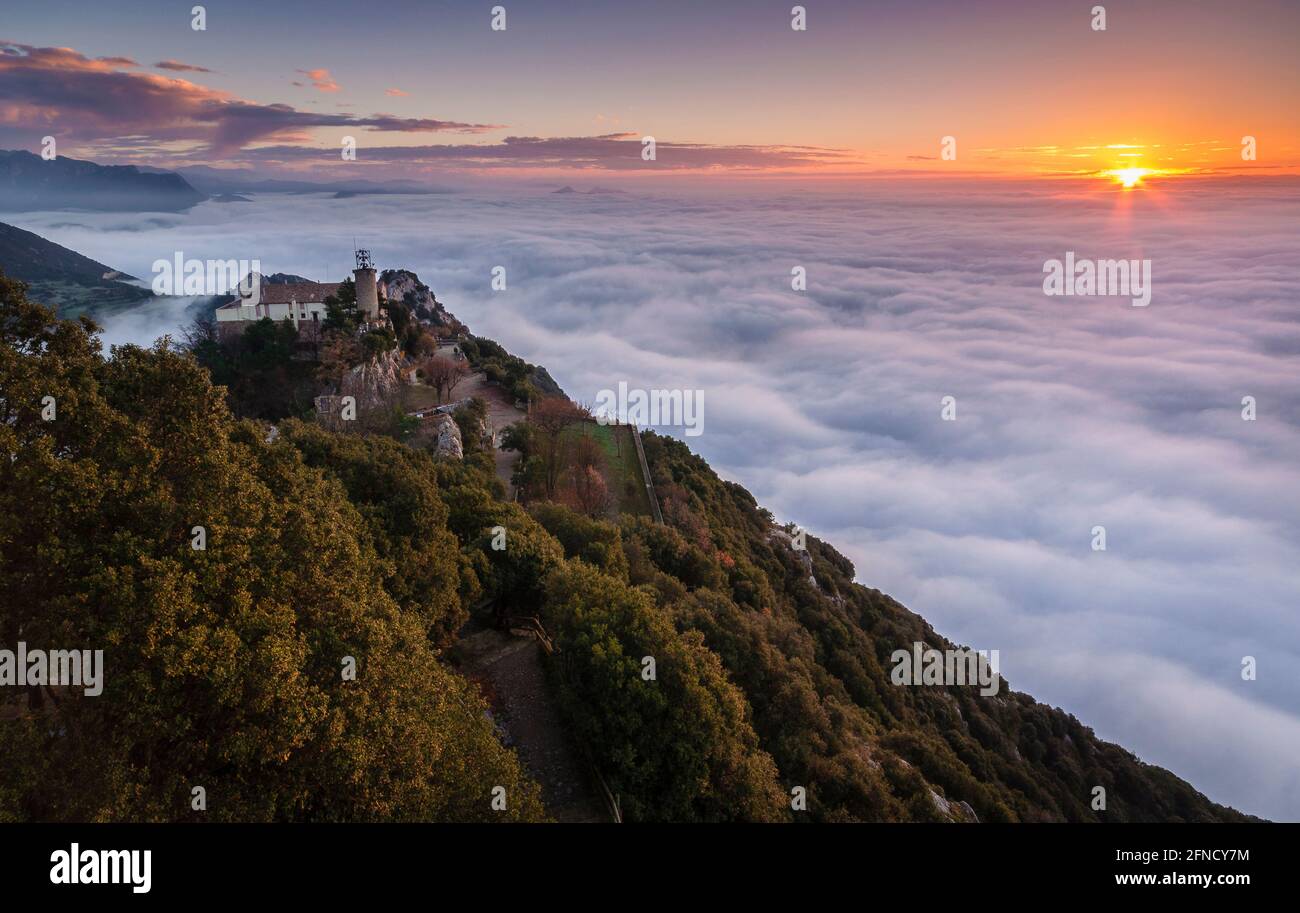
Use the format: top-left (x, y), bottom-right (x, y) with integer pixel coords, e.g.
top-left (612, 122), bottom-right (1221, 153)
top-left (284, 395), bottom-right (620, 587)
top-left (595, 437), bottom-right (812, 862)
top-left (214, 279), bottom-right (341, 337)
top-left (214, 298), bottom-right (328, 328)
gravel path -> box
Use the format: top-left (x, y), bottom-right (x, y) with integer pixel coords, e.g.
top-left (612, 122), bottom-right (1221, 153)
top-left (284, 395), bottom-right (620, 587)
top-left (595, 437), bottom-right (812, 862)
top-left (454, 625), bottom-right (607, 823)
top-left (454, 371), bottom-right (527, 498)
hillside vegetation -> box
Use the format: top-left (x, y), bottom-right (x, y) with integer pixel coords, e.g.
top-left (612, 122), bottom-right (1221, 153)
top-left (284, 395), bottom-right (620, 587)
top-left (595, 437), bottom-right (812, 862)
top-left (0, 270), bottom-right (1253, 822)
top-left (0, 220), bottom-right (148, 316)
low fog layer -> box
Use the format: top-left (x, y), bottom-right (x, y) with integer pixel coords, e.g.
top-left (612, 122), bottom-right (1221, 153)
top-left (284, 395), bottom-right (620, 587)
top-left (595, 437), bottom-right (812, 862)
top-left (14, 177), bottom-right (1299, 819)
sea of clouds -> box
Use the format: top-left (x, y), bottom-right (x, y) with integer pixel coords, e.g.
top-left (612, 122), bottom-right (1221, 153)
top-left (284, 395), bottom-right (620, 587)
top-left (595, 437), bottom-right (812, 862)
top-left (14, 176), bottom-right (1300, 820)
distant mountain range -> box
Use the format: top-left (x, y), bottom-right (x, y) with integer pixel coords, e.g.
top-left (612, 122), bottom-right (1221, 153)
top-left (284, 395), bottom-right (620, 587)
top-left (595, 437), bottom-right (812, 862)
top-left (0, 220), bottom-right (150, 315)
top-left (175, 165), bottom-right (455, 197)
top-left (0, 150), bottom-right (206, 212)
top-left (0, 150), bottom-right (457, 211)
top-left (552, 185), bottom-right (628, 195)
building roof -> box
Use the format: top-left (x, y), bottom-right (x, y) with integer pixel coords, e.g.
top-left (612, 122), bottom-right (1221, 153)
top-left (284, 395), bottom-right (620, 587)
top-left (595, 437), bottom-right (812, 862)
top-left (254, 281), bottom-right (342, 305)
top-left (216, 281), bottom-right (342, 310)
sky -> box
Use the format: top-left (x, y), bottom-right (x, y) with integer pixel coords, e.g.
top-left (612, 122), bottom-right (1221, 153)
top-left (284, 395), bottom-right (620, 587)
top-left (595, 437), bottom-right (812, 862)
top-left (2, 0), bottom-right (1299, 179)
top-left (2, 1), bottom-right (1298, 820)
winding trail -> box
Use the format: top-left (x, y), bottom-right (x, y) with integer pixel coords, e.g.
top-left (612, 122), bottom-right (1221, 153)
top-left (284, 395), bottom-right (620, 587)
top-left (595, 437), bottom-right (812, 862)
top-left (454, 369), bottom-right (527, 498)
top-left (453, 619), bottom-right (607, 823)
top-left (443, 359), bottom-right (608, 820)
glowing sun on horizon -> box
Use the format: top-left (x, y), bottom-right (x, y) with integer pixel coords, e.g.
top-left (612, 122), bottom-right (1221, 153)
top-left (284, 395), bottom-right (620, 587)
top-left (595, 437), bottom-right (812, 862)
top-left (1105, 166), bottom-right (1156, 189)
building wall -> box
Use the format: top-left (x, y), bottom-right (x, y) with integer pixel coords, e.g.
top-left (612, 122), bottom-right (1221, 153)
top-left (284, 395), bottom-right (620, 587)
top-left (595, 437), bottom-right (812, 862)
top-left (354, 267), bottom-right (379, 319)
top-left (215, 300), bottom-right (327, 339)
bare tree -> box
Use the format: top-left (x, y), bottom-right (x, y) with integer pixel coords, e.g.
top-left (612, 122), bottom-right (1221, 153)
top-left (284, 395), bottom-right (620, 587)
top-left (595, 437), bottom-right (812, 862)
top-left (572, 431), bottom-right (604, 471)
top-left (181, 315), bottom-right (219, 350)
top-left (570, 464), bottom-right (611, 517)
top-left (420, 354), bottom-right (470, 403)
top-left (531, 396), bottom-right (585, 498)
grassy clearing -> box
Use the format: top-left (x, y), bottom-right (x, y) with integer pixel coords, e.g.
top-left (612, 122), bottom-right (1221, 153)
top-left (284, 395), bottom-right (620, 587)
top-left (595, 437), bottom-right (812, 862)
top-left (402, 383), bottom-right (442, 412)
top-left (569, 420), bottom-right (652, 518)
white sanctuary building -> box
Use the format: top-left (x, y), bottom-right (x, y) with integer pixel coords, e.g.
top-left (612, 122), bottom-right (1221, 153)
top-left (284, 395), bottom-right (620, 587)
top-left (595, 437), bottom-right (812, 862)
top-left (214, 250), bottom-right (382, 341)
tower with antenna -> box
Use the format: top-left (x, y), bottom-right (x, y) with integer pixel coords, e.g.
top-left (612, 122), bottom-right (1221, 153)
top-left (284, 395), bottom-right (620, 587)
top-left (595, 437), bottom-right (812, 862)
top-left (353, 247), bottom-right (379, 320)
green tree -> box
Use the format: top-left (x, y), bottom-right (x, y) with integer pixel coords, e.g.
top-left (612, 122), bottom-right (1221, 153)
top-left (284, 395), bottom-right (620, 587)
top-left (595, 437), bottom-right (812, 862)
top-left (322, 277), bottom-right (359, 333)
top-left (0, 273), bottom-right (544, 822)
top-left (528, 501), bottom-right (628, 580)
top-left (275, 420), bottom-right (467, 646)
top-left (187, 316), bottom-right (315, 420)
top-left (541, 560), bottom-right (785, 822)
top-left (481, 504), bottom-right (565, 619)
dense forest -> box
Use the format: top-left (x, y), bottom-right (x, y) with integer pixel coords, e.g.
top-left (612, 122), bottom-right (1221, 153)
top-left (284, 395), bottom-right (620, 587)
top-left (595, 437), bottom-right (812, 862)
top-left (0, 271), bottom-right (1254, 822)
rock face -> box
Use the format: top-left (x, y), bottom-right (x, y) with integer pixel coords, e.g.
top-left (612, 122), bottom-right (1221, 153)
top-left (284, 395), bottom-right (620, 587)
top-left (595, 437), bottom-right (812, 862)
top-left (929, 790), bottom-right (981, 823)
top-left (425, 399), bottom-right (494, 448)
top-left (378, 269), bottom-right (458, 329)
top-left (340, 348), bottom-right (405, 411)
top-left (430, 413), bottom-right (463, 460)
top-left (477, 413), bottom-right (497, 449)
top-left (315, 349), bottom-right (406, 430)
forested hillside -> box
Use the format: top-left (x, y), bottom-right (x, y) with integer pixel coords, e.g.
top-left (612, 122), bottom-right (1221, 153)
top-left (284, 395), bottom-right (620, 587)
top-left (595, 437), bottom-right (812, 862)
top-left (630, 434), bottom-right (1256, 822)
top-left (0, 272), bottom-right (541, 822)
top-left (0, 221), bottom-right (148, 316)
top-left (0, 271), bottom-right (1254, 822)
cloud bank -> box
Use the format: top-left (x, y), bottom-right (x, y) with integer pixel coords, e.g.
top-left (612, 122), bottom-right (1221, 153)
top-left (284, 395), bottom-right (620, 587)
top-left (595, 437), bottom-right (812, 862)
top-left (16, 176), bottom-right (1299, 819)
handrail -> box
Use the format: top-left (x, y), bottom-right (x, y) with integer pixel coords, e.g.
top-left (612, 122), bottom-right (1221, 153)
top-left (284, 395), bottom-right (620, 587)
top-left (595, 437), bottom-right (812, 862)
top-left (629, 424), bottom-right (664, 524)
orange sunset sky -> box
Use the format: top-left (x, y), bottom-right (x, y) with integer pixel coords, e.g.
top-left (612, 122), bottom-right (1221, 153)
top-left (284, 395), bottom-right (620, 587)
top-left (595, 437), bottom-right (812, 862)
top-left (1, 0), bottom-right (1297, 180)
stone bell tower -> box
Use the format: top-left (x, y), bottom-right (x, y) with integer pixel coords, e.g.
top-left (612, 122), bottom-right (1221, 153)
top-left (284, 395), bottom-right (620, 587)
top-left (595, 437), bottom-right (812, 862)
top-left (353, 248), bottom-right (379, 320)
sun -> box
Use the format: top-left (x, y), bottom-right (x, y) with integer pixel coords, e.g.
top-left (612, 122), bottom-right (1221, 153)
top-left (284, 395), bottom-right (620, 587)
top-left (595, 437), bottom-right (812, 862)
top-left (1106, 166), bottom-right (1155, 189)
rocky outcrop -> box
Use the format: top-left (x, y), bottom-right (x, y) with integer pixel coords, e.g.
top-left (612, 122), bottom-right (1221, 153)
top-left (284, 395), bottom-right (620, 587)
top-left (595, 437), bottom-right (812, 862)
top-left (340, 347), bottom-right (405, 411)
top-left (424, 398), bottom-right (495, 448)
top-left (768, 526), bottom-right (815, 580)
top-left (477, 413), bottom-right (497, 449)
top-left (929, 790), bottom-right (979, 823)
top-left (315, 349), bottom-right (406, 430)
top-left (379, 269), bottom-right (459, 329)
top-left (430, 413), bottom-right (463, 460)
top-left (767, 525), bottom-right (848, 604)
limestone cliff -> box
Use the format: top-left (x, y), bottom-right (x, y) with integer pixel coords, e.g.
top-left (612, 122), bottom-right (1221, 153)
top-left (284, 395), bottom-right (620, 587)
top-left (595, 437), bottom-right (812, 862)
top-left (379, 268), bottom-right (462, 331)
top-left (340, 347), bottom-right (405, 412)
top-left (430, 413), bottom-right (464, 460)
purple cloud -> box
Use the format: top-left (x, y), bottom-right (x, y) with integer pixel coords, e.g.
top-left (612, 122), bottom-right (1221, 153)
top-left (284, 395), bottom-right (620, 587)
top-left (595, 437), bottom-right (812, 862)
top-left (0, 41), bottom-right (500, 154)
